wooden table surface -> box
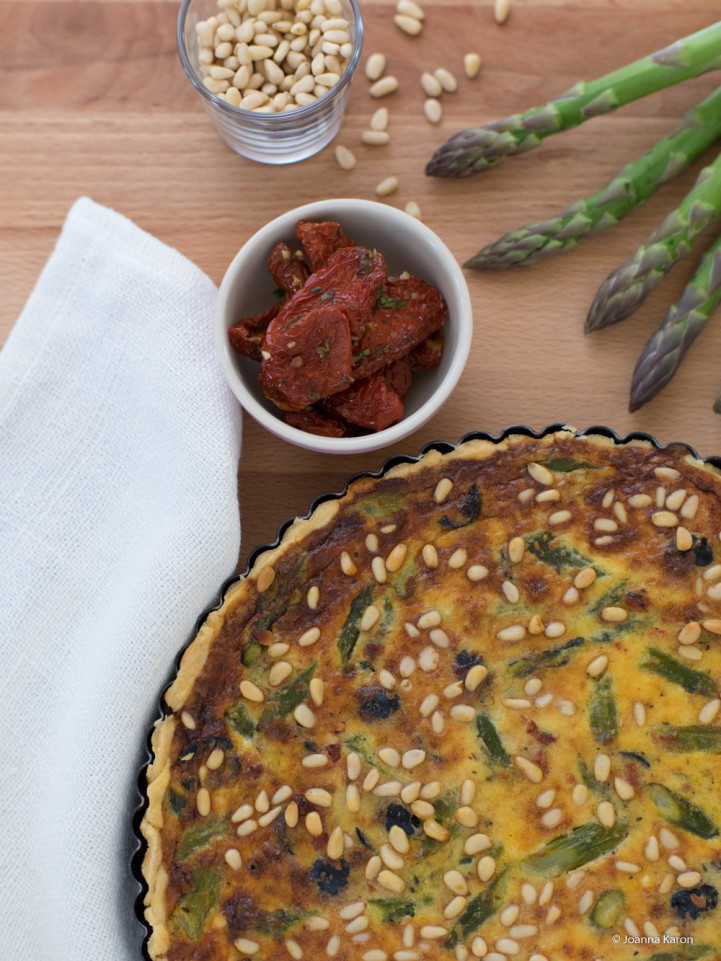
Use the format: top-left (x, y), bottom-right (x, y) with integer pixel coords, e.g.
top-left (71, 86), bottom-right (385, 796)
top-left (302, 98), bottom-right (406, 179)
top-left (3, 0), bottom-right (721, 571)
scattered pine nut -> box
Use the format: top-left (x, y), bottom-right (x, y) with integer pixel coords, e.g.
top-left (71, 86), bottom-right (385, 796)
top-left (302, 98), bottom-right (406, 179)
top-left (397, 0), bottom-right (424, 19)
top-left (494, 0), bottom-right (511, 24)
top-left (370, 76), bottom-right (399, 98)
top-left (464, 52), bottom-right (481, 78)
top-left (335, 144), bottom-right (356, 169)
top-left (424, 98), bottom-right (442, 123)
top-left (421, 72), bottom-right (443, 98)
top-left (376, 175), bottom-right (399, 196)
top-left (433, 67), bottom-right (457, 93)
top-left (404, 201), bottom-right (422, 220)
top-left (370, 106), bottom-right (389, 130)
top-left (394, 13), bottom-right (423, 35)
top-left (362, 130), bottom-right (391, 145)
top-left (365, 53), bottom-right (386, 81)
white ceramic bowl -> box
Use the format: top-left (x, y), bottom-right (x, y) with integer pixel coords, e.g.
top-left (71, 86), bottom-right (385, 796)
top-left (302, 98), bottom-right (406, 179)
top-left (215, 199), bottom-right (473, 455)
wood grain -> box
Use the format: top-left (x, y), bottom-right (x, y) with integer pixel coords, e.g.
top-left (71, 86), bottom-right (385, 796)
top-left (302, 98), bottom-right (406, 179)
top-left (3, 0), bottom-right (721, 571)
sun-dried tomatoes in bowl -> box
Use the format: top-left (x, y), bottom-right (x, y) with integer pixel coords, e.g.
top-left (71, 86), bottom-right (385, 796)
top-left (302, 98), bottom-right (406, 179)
top-left (215, 200), bottom-right (473, 454)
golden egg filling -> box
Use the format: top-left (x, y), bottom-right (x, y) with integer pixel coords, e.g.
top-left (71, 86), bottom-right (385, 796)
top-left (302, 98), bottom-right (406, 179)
top-left (140, 430), bottom-right (721, 961)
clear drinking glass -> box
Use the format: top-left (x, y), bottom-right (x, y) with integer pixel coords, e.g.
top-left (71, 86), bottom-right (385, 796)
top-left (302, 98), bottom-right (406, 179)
top-left (177, 0), bottom-right (363, 164)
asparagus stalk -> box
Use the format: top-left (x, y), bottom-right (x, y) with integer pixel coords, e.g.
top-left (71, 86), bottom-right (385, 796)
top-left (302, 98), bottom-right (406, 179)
top-left (666, 725), bottom-right (721, 752)
top-left (476, 711), bottom-right (511, 766)
top-left (426, 22), bottom-right (721, 178)
top-left (524, 821), bottom-right (629, 877)
top-left (588, 676), bottom-right (618, 745)
top-left (585, 150), bottom-right (721, 332)
top-left (641, 647), bottom-right (718, 697)
top-left (647, 783), bottom-right (719, 839)
top-left (629, 229), bottom-right (721, 410)
top-left (465, 85), bottom-right (721, 270)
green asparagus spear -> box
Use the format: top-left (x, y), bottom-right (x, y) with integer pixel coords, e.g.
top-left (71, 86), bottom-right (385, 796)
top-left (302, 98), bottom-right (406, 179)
top-left (176, 817), bottom-right (229, 860)
top-left (476, 711), bottom-right (511, 767)
top-left (647, 783), bottom-right (719, 838)
top-left (337, 585), bottom-right (374, 664)
top-left (663, 725), bottom-right (721, 752)
top-left (585, 150), bottom-right (721, 331)
top-left (589, 676), bottom-right (618, 744)
top-left (629, 228), bottom-right (721, 409)
top-left (169, 867), bottom-right (222, 940)
top-left (524, 821), bottom-right (629, 877)
top-left (641, 647), bottom-right (718, 697)
top-left (259, 662), bottom-right (317, 726)
top-left (589, 889), bottom-right (625, 929)
top-left (445, 870), bottom-right (507, 947)
top-left (465, 85), bottom-right (721, 269)
top-left (426, 22), bottom-right (721, 178)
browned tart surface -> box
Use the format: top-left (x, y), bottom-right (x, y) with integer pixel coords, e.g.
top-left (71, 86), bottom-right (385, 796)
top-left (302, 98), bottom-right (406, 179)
top-left (141, 431), bottom-right (721, 961)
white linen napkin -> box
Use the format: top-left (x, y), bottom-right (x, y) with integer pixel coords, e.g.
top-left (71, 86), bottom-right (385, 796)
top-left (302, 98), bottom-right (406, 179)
top-left (0, 197), bottom-right (242, 960)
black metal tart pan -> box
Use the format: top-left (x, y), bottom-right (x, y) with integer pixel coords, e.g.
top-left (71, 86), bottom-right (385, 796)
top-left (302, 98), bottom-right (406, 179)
top-left (128, 422), bottom-right (721, 957)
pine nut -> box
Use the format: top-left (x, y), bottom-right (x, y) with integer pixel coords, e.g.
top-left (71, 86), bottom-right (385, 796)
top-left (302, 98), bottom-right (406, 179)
top-left (494, 0), bottom-right (511, 23)
top-left (362, 130), bottom-right (391, 145)
top-left (652, 511), bottom-right (678, 527)
top-left (405, 201), bottom-right (422, 220)
top-left (376, 176), bottom-right (399, 197)
top-left (464, 52), bottom-right (481, 78)
top-left (294, 703), bottom-right (315, 728)
top-left (514, 756), bottom-right (543, 783)
top-left (370, 76), bottom-right (399, 98)
top-left (378, 869), bottom-right (405, 893)
top-left (365, 52), bottom-right (386, 80)
top-left (235, 939), bottom-right (260, 955)
top-left (586, 654), bottom-right (608, 678)
top-left (477, 856), bottom-right (496, 881)
top-left (699, 698), bottom-right (721, 725)
top-left (601, 606), bottom-right (627, 623)
top-left (424, 98), bottom-right (442, 123)
top-left (240, 679), bottom-right (264, 702)
top-left (596, 801), bottom-right (615, 828)
top-left (594, 753), bottom-right (611, 782)
top-left (420, 71), bottom-right (442, 97)
top-left (370, 106), bottom-right (389, 130)
top-left (572, 784), bottom-right (588, 806)
top-left (397, 0), bottom-right (424, 18)
top-left (614, 777), bottom-right (635, 801)
top-left (394, 13), bottom-right (422, 35)
top-left (433, 67), bottom-right (457, 93)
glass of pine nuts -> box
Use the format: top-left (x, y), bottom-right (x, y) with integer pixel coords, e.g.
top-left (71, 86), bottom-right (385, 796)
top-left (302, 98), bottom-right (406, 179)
top-left (177, 0), bottom-right (363, 164)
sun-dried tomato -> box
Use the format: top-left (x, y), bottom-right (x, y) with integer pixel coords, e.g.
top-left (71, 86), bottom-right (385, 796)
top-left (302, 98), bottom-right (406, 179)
top-left (268, 242), bottom-right (310, 297)
top-left (352, 277), bottom-right (448, 380)
top-left (381, 358), bottom-right (412, 400)
top-left (259, 304), bottom-right (354, 410)
top-left (273, 246), bottom-right (386, 339)
top-left (409, 330), bottom-right (444, 372)
top-left (228, 302), bottom-right (281, 361)
top-left (284, 409), bottom-right (352, 437)
top-left (296, 220), bottom-right (353, 271)
top-left (324, 373), bottom-right (404, 431)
